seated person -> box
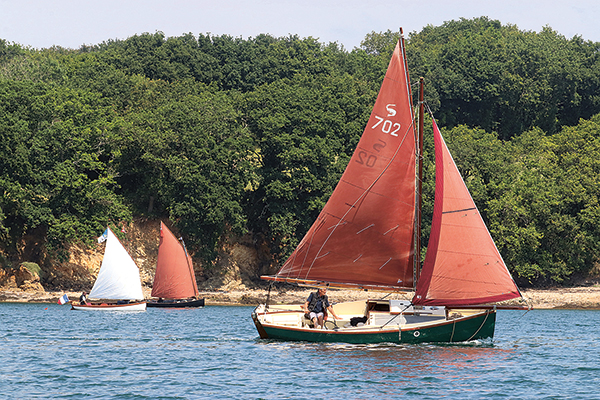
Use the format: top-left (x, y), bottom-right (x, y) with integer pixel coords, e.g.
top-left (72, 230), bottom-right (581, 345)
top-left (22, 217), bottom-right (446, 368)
top-left (79, 291), bottom-right (87, 305)
top-left (302, 287), bottom-right (340, 329)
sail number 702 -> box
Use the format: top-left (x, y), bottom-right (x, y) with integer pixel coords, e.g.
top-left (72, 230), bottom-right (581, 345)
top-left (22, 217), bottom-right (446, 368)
top-left (371, 116), bottom-right (400, 137)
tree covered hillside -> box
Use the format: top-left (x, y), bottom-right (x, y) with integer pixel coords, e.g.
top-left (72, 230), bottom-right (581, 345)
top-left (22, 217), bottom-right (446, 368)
top-left (1, 17), bottom-right (600, 287)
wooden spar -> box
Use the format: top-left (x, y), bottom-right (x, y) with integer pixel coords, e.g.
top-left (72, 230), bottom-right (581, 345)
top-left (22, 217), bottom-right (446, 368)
top-left (260, 275), bottom-right (413, 293)
top-left (448, 304), bottom-right (533, 310)
top-left (416, 77), bottom-right (424, 282)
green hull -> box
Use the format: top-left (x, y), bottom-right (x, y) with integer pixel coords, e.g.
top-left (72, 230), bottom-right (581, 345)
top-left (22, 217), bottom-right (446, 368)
top-left (252, 310), bottom-right (496, 344)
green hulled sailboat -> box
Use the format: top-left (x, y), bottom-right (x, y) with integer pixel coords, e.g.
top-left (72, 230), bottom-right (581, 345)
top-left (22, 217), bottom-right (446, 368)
top-left (252, 30), bottom-right (528, 344)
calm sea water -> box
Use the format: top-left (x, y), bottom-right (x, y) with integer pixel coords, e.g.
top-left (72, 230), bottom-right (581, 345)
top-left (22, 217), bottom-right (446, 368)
top-left (0, 303), bottom-right (598, 399)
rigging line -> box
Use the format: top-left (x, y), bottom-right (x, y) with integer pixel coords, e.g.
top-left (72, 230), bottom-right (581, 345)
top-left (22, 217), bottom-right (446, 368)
top-left (380, 313), bottom-right (400, 329)
top-left (514, 304), bottom-right (533, 322)
top-left (424, 102), bottom-right (434, 116)
top-left (303, 119), bottom-right (416, 278)
top-left (301, 217), bottom-right (328, 277)
top-left (380, 304), bottom-right (411, 328)
top-left (466, 311), bottom-right (490, 342)
top-left (287, 216), bottom-right (325, 280)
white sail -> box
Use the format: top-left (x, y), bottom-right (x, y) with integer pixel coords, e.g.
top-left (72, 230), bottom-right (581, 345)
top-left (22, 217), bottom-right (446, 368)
top-left (89, 227), bottom-right (144, 300)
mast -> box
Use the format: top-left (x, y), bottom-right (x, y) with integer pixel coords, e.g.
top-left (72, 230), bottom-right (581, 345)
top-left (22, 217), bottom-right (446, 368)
top-left (416, 77), bottom-right (424, 282)
top-left (399, 27), bottom-right (419, 287)
top-left (401, 26), bottom-right (424, 285)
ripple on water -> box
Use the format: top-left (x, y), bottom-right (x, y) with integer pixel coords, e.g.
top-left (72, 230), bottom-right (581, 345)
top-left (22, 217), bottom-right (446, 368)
top-left (0, 305), bottom-right (599, 399)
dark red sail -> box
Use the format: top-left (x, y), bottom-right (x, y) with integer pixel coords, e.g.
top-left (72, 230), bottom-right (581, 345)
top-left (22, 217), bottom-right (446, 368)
top-left (269, 39), bottom-right (417, 291)
top-left (413, 120), bottom-right (521, 305)
top-left (151, 222), bottom-right (199, 299)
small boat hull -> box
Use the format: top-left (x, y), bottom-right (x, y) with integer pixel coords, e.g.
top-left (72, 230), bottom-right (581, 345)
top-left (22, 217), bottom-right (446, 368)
top-left (252, 301), bottom-right (496, 344)
top-left (146, 298), bottom-right (205, 308)
top-left (71, 301), bottom-right (147, 311)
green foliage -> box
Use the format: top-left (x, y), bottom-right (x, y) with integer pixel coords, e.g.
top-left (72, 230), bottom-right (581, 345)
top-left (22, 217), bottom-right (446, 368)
top-left (19, 262), bottom-right (43, 278)
top-left (359, 30), bottom-right (400, 56)
top-left (0, 80), bottom-right (130, 254)
top-left (87, 32), bottom-right (350, 93)
top-left (1, 19), bottom-right (600, 286)
top-left (407, 17), bottom-right (600, 139)
top-left (242, 73), bottom-right (375, 261)
top-left (118, 79), bottom-right (256, 261)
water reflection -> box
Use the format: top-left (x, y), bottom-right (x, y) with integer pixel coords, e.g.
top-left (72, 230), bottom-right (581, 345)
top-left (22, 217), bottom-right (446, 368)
top-left (330, 343), bottom-right (512, 375)
top-left (260, 339), bottom-right (517, 397)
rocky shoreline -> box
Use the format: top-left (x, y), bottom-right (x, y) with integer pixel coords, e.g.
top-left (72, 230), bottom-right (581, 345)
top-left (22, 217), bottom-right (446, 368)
top-left (2, 285), bottom-right (600, 309)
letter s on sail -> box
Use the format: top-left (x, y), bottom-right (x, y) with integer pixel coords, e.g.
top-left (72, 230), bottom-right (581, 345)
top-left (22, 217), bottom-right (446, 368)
top-left (386, 104), bottom-right (396, 117)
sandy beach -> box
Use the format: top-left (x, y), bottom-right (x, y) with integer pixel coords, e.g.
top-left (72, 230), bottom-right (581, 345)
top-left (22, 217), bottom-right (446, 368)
top-left (2, 285), bottom-right (600, 309)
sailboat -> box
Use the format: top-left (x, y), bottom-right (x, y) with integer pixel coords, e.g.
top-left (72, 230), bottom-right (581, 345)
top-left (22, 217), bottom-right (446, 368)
top-left (251, 30), bottom-right (528, 344)
top-left (72, 227), bottom-right (146, 311)
top-left (146, 222), bottom-right (205, 308)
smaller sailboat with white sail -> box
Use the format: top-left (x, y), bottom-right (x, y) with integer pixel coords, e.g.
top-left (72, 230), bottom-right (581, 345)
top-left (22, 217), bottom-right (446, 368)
top-left (146, 222), bottom-right (204, 308)
top-left (72, 227), bottom-right (146, 311)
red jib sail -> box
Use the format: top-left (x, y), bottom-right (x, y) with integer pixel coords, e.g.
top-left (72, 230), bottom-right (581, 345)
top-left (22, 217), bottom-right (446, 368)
top-left (413, 120), bottom-right (521, 305)
top-left (269, 39), bottom-right (417, 291)
top-left (151, 222), bottom-right (199, 299)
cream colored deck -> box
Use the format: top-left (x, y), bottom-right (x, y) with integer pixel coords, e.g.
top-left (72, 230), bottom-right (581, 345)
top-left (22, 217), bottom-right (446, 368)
top-left (255, 300), bottom-right (484, 332)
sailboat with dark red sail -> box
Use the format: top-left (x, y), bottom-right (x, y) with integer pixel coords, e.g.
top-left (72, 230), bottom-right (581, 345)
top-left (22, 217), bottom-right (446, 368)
top-left (251, 30), bottom-right (528, 344)
top-left (147, 222), bottom-right (204, 308)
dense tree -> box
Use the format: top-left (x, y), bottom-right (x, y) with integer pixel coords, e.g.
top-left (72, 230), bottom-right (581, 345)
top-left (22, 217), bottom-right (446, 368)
top-left (242, 73), bottom-right (375, 261)
top-left (116, 79), bottom-right (256, 261)
top-left (0, 80), bottom-right (130, 258)
top-left (1, 19), bottom-right (600, 286)
top-left (407, 17), bottom-right (600, 139)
